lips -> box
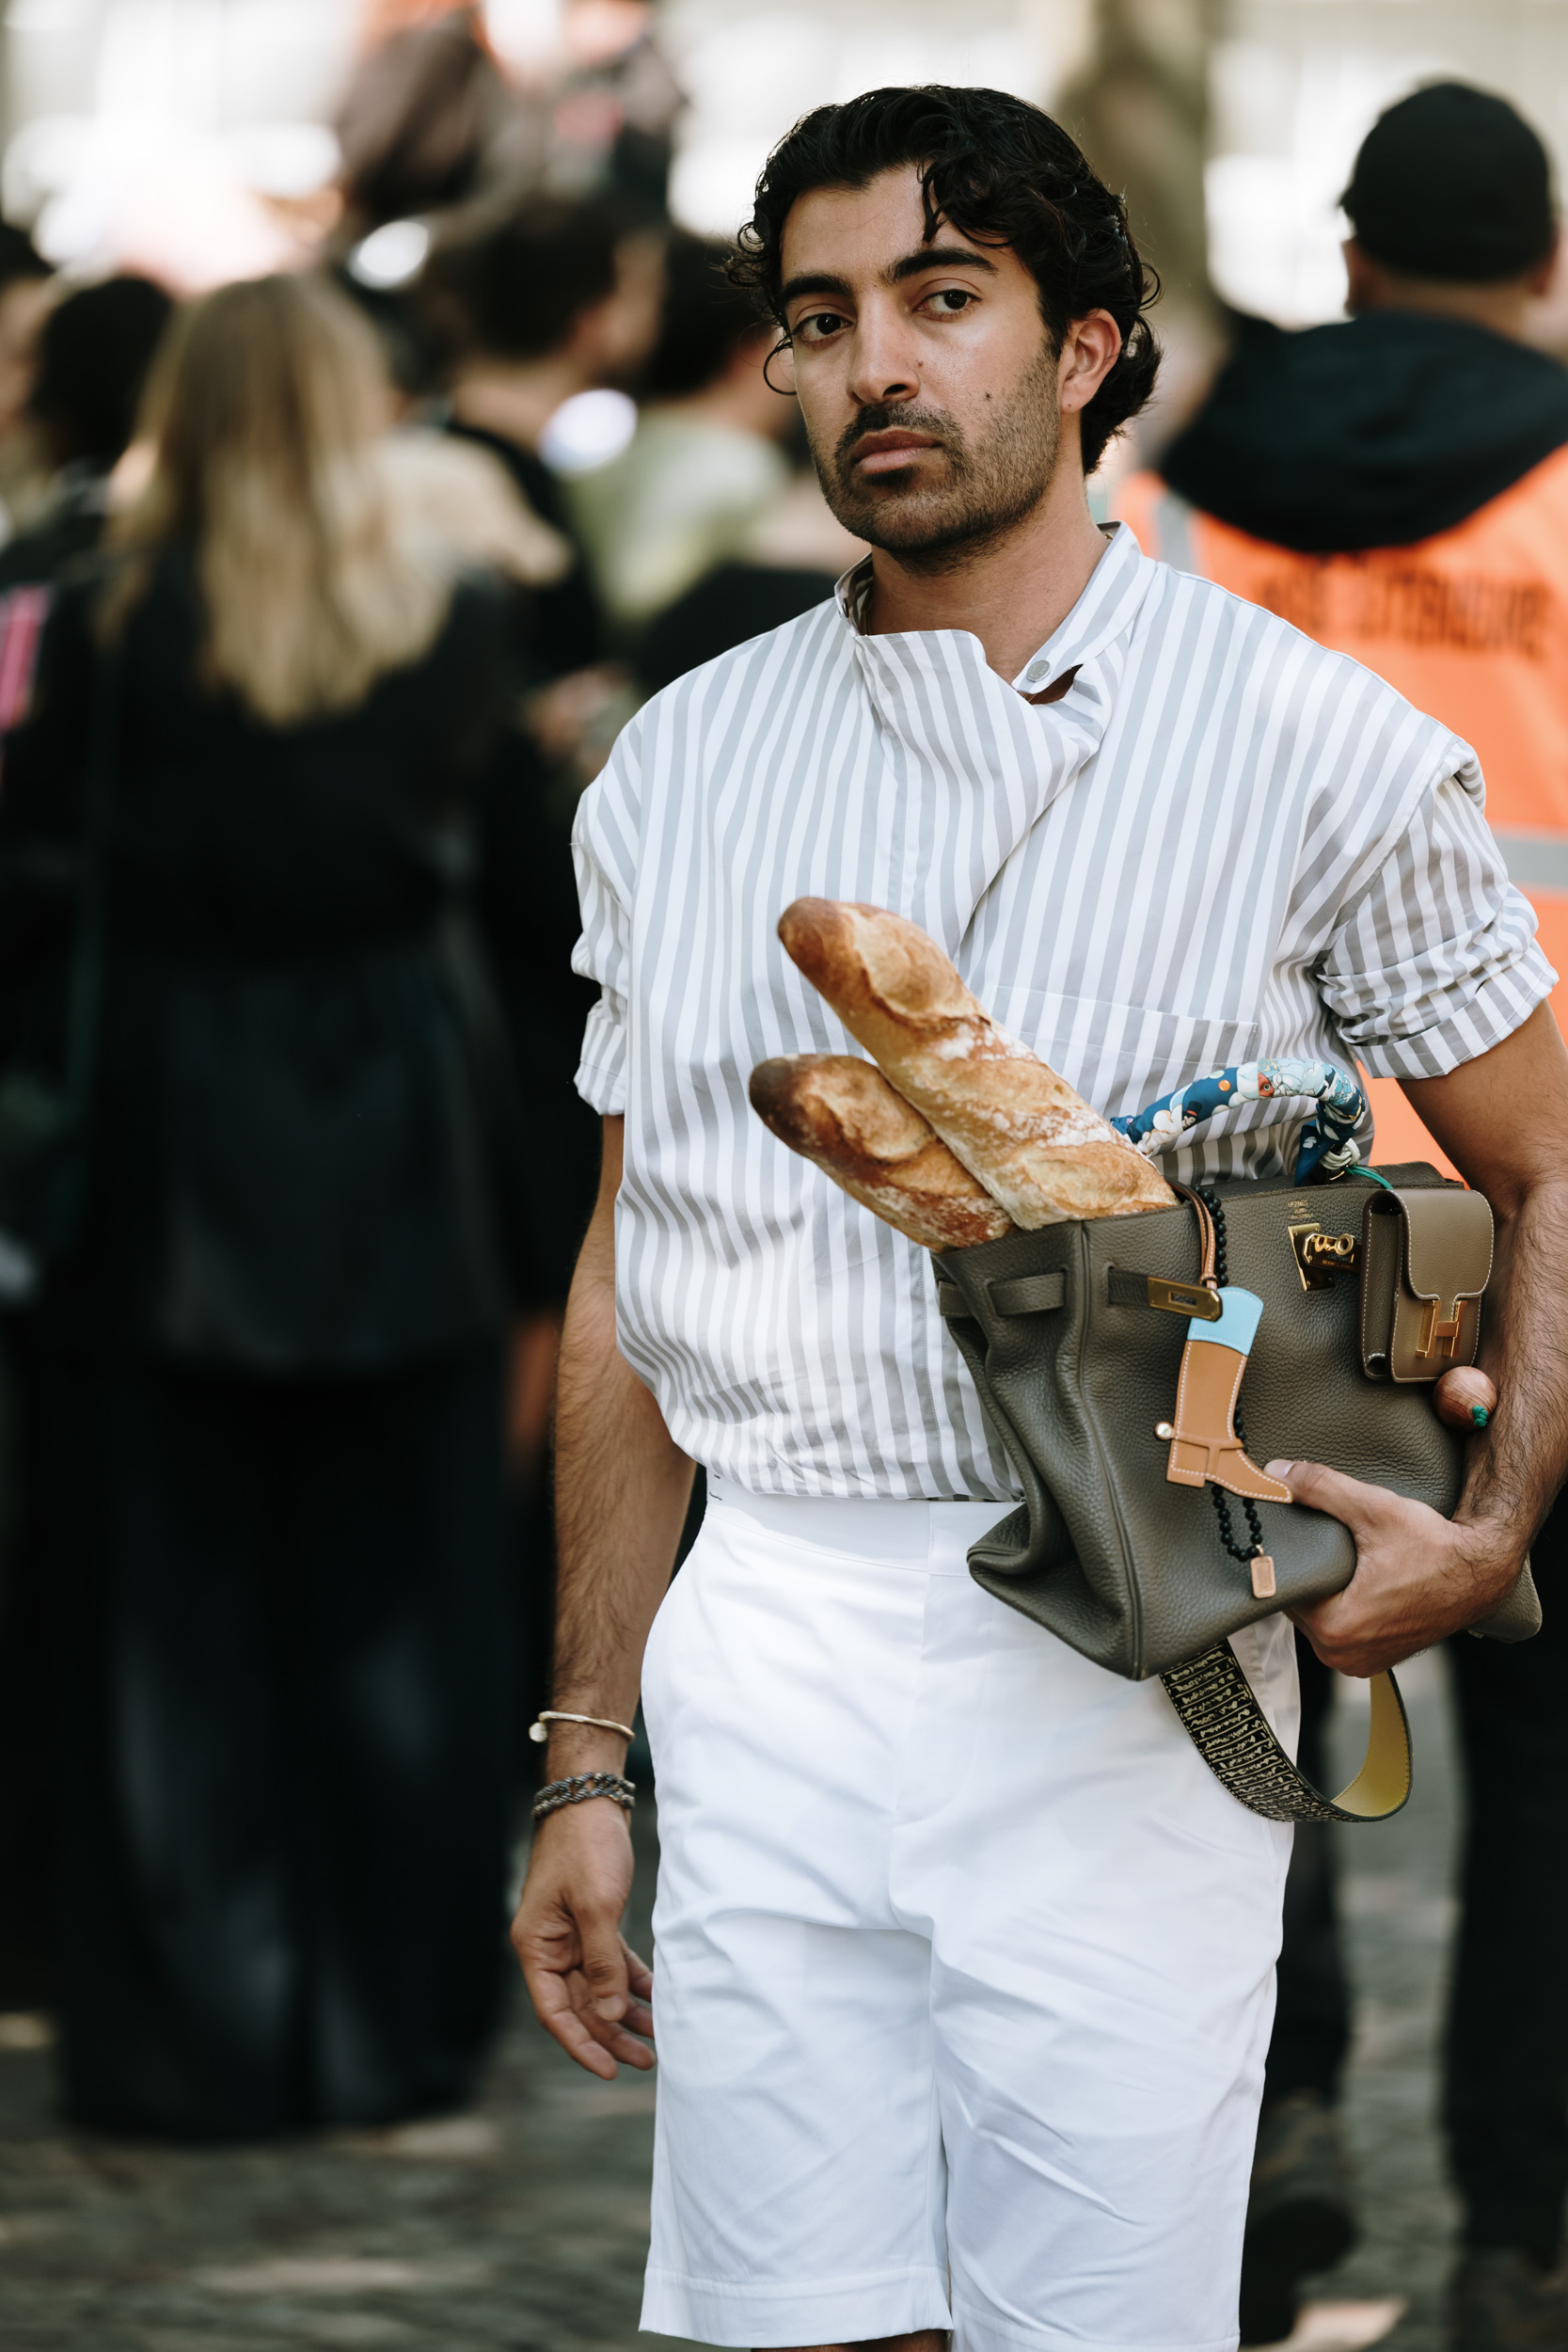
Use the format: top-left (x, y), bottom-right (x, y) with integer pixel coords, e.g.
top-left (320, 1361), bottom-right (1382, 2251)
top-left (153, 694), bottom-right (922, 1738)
top-left (849, 431), bottom-right (941, 477)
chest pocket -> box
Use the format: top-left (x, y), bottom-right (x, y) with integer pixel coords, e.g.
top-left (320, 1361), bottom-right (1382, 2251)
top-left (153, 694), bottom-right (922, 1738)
top-left (987, 989), bottom-right (1263, 1127)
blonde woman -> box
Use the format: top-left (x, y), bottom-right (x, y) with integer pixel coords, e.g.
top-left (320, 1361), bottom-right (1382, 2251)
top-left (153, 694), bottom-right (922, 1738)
top-left (0, 274), bottom-right (545, 2139)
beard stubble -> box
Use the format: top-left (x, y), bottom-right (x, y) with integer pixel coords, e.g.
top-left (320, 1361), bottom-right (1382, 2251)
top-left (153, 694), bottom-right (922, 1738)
top-left (811, 339), bottom-right (1062, 574)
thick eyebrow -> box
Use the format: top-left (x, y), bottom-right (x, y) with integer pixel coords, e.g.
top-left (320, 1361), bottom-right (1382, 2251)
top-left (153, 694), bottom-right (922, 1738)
top-left (779, 244), bottom-right (1000, 310)
top-left (779, 270), bottom-right (852, 308)
top-left (885, 244), bottom-right (998, 284)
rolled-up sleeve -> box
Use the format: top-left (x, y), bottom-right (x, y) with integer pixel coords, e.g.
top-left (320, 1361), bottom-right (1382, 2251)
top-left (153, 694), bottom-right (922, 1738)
top-left (1320, 771), bottom-right (1557, 1078)
top-left (570, 720), bottom-right (643, 1115)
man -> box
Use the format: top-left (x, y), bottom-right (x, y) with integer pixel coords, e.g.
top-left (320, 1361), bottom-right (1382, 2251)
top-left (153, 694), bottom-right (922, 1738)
top-left (514, 85), bottom-right (1568, 2352)
top-left (424, 199), bottom-right (666, 1708)
top-left (0, 223), bottom-right (53, 545)
top-left (1117, 83), bottom-right (1568, 2349)
top-left (427, 198), bottom-right (663, 685)
top-left (0, 274), bottom-right (174, 593)
top-left (569, 230), bottom-right (807, 640)
top-left (1120, 82), bottom-right (1568, 1022)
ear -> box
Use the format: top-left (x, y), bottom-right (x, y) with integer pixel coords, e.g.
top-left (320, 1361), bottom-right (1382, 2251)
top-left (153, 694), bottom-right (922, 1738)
top-left (1342, 236), bottom-right (1374, 314)
top-left (1527, 227), bottom-right (1561, 299)
top-left (564, 291), bottom-right (616, 370)
top-left (1057, 308), bottom-right (1122, 417)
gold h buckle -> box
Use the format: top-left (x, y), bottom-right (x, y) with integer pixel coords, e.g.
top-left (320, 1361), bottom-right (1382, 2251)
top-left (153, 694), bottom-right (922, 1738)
top-left (1417, 1297), bottom-right (1466, 1359)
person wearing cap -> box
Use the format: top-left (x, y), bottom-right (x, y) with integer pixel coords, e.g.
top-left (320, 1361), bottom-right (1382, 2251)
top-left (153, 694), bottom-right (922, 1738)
top-left (1117, 83), bottom-right (1568, 2351)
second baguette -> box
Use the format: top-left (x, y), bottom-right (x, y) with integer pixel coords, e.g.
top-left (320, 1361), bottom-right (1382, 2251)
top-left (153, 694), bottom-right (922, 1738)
top-left (749, 1053), bottom-right (1014, 1250)
top-left (778, 898), bottom-right (1174, 1228)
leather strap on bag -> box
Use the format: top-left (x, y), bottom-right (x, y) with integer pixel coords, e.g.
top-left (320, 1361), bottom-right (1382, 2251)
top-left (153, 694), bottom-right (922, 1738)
top-left (1161, 1644), bottom-right (1411, 1824)
top-left (1159, 1177), bottom-right (1410, 1822)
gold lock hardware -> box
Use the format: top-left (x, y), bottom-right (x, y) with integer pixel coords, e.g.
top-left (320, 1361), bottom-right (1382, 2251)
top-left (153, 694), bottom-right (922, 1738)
top-left (1147, 1277), bottom-right (1223, 1322)
top-left (1289, 1222), bottom-right (1358, 1291)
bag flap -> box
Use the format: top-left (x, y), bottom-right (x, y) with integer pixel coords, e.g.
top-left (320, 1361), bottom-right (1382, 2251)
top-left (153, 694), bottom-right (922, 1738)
top-left (1395, 1187), bottom-right (1494, 1306)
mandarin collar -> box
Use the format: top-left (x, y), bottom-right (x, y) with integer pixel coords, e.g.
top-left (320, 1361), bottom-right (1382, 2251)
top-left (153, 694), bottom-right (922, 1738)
top-left (833, 520), bottom-right (1155, 700)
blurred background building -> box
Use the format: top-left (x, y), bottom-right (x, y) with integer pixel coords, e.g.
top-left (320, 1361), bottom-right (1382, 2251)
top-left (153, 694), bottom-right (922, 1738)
top-left (0, 2), bottom-right (1564, 338)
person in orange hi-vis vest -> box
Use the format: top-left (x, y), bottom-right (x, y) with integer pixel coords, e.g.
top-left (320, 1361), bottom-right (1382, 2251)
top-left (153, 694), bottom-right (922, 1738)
top-left (1117, 85), bottom-right (1568, 2352)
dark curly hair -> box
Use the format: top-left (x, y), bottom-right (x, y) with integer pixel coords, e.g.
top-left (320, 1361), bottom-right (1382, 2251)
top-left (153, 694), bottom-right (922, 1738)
top-left (731, 86), bottom-right (1160, 473)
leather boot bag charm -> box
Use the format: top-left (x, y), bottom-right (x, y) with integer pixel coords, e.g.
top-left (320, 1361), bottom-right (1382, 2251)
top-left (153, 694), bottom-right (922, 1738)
top-left (1156, 1285), bottom-right (1293, 1596)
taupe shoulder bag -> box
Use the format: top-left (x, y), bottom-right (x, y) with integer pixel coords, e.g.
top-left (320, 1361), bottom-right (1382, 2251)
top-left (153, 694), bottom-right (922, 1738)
top-left (933, 1063), bottom-right (1539, 1826)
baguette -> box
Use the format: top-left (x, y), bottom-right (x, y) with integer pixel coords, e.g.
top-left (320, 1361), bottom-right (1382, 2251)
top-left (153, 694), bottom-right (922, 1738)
top-left (749, 1053), bottom-right (1014, 1250)
top-left (777, 898), bottom-right (1174, 1228)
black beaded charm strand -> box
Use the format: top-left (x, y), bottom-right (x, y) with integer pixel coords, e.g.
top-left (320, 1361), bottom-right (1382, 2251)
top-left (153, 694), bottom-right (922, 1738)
top-left (1194, 1183), bottom-right (1270, 1574)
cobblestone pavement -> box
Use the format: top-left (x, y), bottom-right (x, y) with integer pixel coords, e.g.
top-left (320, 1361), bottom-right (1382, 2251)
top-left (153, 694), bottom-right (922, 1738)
top-left (0, 1652), bottom-right (1464, 2352)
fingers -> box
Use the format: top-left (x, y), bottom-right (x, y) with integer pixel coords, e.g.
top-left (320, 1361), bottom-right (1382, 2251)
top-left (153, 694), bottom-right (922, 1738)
top-left (520, 1947), bottom-right (656, 2074)
top-left (1286, 1489), bottom-right (1515, 1677)
top-left (619, 1943), bottom-right (656, 2042)
top-left (577, 1904), bottom-right (633, 2024)
top-left (510, 1808), bottom-right (644, 2076)
top-left (562, 1966), bottom-right (657, 2070)
top-left (528, 1961), bottom-right (621, 2079)
top-left (624, 1943), bottom-right (655, 2001)
top-left (1264, 1456), bottom-right (1404, 1536)
top-left (1286, 1594), bottom-right (1381, 1677)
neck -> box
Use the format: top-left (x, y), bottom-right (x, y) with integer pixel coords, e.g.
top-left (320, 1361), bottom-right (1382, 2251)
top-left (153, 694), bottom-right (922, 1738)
top-left (1345, 244), bottom-right (1538, 342)
top-left (865, 453), bottom-right (1107, 680)
top-left (451, 356), bottom-right (588, 453)
top-left (656, 354), bottom-right (788, 443)
top-left (1358, 282), bottom-right (1529, 341)
top-left (657, 381), bottom-right (773, 437)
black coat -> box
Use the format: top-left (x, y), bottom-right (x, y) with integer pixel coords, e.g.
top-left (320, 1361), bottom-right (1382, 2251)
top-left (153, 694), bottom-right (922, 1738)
top-left (444, 421), bottom-right (604, 684)
top-left (0, 553), bottom-right (545, 1370)
top-left (1162, 310), bottom-right (1568, 552)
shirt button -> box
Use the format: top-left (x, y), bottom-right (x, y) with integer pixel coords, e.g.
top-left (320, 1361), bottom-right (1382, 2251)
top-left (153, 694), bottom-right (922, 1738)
top-left (1025, 660), bottom-right (1050, 683)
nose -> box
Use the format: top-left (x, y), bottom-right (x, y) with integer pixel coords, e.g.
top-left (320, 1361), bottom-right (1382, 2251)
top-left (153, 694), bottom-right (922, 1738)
top-left (846, 294), bottom-right (919, 409)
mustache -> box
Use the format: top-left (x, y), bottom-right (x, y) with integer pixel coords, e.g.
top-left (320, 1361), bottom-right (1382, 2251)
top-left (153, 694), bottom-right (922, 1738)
top-left (833, 403), bottom-right (964, 470)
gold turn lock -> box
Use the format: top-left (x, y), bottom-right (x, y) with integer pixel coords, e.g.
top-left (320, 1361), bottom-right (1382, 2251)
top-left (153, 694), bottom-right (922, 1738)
top-left (1289, 1223), bottom-right (1358, 1290)
top-left (1147, 1277), bottom-right (1222, 1322)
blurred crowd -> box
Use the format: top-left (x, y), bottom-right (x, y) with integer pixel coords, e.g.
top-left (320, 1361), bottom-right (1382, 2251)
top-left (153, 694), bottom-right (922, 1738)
top-left (0, 0), bottom-right (861, 2146)
top-left (0, 26), bottom-right (1563, 2352)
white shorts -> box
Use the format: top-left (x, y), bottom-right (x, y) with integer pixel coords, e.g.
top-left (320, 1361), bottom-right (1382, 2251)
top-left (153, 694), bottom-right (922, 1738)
top-left (639, 1479), bottom-right (1298, 2352)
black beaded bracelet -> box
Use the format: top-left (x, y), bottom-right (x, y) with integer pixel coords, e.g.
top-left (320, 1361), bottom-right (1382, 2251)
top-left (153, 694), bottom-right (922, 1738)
top-left (531, 1771), bottom-right (636, 1824)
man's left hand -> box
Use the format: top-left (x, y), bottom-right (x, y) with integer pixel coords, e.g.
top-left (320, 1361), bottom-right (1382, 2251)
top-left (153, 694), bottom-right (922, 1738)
top-left (1272, 1457), bottom-right (1521, 1677)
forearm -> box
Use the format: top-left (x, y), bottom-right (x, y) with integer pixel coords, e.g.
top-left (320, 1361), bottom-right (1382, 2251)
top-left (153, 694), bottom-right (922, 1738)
top-left (1289, 1012), bottom-right (1568, 1673)
top-left (1457, 1169), bottom-right (1568, 1550)
top-left (545, 1123), bottom-right (694, 1784)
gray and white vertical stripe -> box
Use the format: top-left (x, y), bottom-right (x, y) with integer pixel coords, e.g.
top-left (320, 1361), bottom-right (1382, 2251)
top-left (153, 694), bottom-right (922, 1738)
top-left (572, 524), bottom-right (1552, 1502)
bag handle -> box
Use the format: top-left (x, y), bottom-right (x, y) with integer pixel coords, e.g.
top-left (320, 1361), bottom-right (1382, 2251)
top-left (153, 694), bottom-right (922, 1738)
top-left (1162, 1644), bottom-right (1410, 1824)
top-left (1112, 1057), bottom-right (1383, 1184)
top-left (1165, 1179), bottom-right (1218, 1288)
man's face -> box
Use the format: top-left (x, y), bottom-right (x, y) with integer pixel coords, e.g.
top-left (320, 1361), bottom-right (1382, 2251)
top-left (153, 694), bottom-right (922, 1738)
top-left (777, 167), bottom-right (1080, 566)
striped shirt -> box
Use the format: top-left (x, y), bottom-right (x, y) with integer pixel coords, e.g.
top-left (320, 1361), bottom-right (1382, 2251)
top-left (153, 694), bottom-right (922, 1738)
top-left (572, 522), bottom-right (1552, 1501)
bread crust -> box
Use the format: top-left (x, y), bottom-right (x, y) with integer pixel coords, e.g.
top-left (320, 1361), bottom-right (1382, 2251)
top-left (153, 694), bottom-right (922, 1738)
top-left (777, 898), bottom-right (1174, 1228)
top-left (749, 1053), bottom-right (1014, 1251)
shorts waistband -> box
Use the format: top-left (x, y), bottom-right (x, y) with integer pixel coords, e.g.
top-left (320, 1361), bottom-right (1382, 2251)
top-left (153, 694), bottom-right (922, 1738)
top-left (705, 1472), bottom-right (1011, 1565)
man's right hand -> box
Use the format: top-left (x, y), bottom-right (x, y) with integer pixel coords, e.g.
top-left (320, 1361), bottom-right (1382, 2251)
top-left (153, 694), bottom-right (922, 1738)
top-left (512, 1798), bottom-right (655, 2078)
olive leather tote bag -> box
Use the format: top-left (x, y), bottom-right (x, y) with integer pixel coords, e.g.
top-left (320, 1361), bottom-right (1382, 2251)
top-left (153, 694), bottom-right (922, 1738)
top-left (933, 1066), bottom-right (1539, 1826)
